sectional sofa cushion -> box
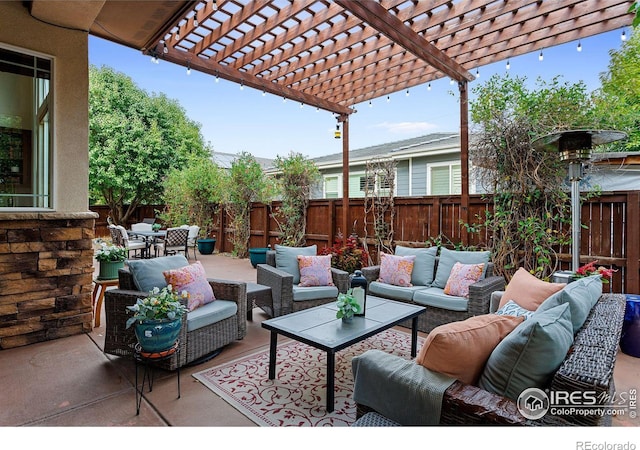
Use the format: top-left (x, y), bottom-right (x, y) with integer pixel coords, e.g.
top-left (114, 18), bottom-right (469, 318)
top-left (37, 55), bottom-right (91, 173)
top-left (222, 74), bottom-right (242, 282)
top-left (498, 267), bottom-right (565, 311)
top-left (368, 281), bottom-right (428, 302)
top-left (535, 275), bottom-right (602, 334)
top-left (292, 284), bottom-right (339, 302)
top-left (432, 248), bottom-right (491, 289)
top-left (186, 299), bottom-right (238, 332)
top-left (413, 287), bottom-right (469, 312)
top-left (127, 254), bottom-right (189, 292)
top-left (478, 302), bottom-right (573, 401)
top-left (394, 245), bottom-right (438, 286)
top-left (416, 314), bottom-right (524, 385)
top-left (274, 244), bottom-right (317, 285)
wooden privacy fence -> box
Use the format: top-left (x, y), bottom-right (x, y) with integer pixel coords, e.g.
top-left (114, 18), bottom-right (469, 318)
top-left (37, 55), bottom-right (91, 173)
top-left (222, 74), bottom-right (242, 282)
top-left (91, 190), bottom-right (639, 294)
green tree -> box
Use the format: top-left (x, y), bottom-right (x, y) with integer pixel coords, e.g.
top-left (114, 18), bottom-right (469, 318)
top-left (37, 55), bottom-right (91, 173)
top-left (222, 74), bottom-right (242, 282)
top-left (593, 30), bottom-right (640, 152)
top-left (161, 155), bottom-right (225, 237)
top-left (89, 65), bottom-right (209, 224)
top-left (470, 75), bottom-right (600, 280)
top-left (224, 152), bottom-right (271, 258)
top-left (272, 152), bottom-right (320, 247)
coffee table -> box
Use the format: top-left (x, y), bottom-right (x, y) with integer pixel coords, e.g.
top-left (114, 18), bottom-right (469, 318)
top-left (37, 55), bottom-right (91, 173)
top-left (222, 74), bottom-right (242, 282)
top-left (261, 295), bottom-right (426, 412)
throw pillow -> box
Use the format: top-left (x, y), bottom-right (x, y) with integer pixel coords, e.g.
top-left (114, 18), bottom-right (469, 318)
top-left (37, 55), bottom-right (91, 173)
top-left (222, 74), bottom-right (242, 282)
top-left (498, 267), bottom-right (565, 311)
top-left (443, 262), bottom-right (485, 297)
top-left (163, 261), bottom-right (215, 312)
top-left (275, 244), bottom-right (317, 285)
top-left (297, 255), bottom-right (334, 287)
top-left (494, 299), bottom-right (534, 320)
top-left (478, 303), bottom-right (574, 401)
top-left (127, 254), bottom-right (189, 292)
top-left (394, 245), bottom-right (438, 286)
top-left (535, 275), bottom-right (602, 334)
top-left (378, 253), bottom-right (416, 287)
top-left (432, 248), bottom-right (491, 289)
top-left (416, 314), bottom-right (524, 386)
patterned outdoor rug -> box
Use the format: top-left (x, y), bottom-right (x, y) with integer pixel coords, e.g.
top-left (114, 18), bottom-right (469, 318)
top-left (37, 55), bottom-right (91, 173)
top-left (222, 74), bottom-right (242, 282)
top-left (192, 328), bottom-right (422, 427)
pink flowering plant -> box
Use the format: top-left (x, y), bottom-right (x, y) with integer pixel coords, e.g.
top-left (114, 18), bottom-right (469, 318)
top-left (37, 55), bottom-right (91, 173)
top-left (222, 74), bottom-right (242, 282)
top-left (573, 260), bottom-right (616, 284)
top-left (125, 285), bottom-right (189, 328)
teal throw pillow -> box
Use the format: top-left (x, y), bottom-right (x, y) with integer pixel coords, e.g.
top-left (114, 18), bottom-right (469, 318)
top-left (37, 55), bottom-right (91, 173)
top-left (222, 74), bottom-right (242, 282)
top-left (535, 274), bottom-right (602, 334)
top-left (395, 245), bottom-right (438, 286)
top-left (432, 248), bottom-right (491, 289)
top-left (127, 254), bottom-right (189, 292)
top-left (478, 303), bottom-right (574, 401)
top-left (274, 244), bottom-right (317, 285)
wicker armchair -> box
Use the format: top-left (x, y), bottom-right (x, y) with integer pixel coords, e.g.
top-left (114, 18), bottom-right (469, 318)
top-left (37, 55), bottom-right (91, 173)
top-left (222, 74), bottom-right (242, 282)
top-left (103, 267), bottom-right (247, 370)
top-left (354, 293), bottom-right (626, 426)
top-left (362, 257), bottom-right (505, 334)
top-left (255, 250), bottom-right (349, 317)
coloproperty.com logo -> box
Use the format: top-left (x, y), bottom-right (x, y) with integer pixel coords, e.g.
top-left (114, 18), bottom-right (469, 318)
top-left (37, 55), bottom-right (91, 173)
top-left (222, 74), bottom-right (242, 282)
top-left (517, 387), bottom-right (637, 420)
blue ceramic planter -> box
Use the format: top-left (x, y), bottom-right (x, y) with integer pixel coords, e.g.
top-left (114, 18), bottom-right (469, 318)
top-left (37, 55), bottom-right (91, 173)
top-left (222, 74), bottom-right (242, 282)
top-left (134, 318), bottom-right (181, 353)
top-left (249, 247), bottom-right (269, 268)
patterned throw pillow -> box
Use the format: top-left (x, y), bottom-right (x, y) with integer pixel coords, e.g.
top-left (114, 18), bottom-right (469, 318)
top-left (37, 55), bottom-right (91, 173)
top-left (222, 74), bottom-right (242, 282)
top-left (443, 262), bottom-right (485, 297)
top-left (378, 253), bottom-right (416, 287)
top-left (297, 255), bottom-right (334, 287)
top-left (495, 299), bottom-right (534, 320)
top-left (163, 261), bottom-right (215, 312)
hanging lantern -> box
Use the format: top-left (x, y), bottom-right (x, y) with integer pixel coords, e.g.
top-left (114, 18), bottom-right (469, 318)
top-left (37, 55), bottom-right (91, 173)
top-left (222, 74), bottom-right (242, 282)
top-left (334, 124), bottom-right (341, 139)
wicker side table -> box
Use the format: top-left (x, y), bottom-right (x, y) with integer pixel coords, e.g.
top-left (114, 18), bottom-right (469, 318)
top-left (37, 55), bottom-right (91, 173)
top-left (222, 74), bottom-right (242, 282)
top-left (246, 282), bottom-right (272, 321)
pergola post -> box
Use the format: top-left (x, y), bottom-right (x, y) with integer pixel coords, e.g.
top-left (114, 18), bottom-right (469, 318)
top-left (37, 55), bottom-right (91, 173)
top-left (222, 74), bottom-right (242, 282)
top-left (459, 81), bottom-right (470, 247)
top-left (339, 115), bottom-right (350, 240)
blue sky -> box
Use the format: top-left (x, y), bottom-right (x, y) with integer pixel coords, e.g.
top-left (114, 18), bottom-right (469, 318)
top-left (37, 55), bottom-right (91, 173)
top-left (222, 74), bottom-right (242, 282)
top-left (88, 28), bottom-right (630, 160)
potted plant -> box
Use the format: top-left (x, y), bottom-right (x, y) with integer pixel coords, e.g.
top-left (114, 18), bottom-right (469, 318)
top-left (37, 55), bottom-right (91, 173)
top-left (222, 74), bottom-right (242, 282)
top-left (95, 242), bottom-right (127, 280)
top-left (125, 285), bottom-right (189, 353)
top-left (336, 289), bottom-right (362, 322)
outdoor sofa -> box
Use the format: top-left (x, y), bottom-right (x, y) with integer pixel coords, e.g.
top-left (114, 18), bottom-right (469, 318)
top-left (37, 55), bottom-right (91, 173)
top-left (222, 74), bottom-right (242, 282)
top-left (352, 274), bottom-right (626, 426)
top-left (103, 255), bottom-right (247, 370)
top-left (362, 246), bottom-right (506, 333)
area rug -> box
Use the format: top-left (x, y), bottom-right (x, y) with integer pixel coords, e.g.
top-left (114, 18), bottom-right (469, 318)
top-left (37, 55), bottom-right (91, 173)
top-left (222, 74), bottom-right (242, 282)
top-left (192, 328), bottom-right (422, 427)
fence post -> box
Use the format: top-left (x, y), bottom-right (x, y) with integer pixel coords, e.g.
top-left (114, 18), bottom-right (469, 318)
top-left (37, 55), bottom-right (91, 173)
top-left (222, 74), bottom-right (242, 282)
top-left (627, 191), bottom-right (640, 293)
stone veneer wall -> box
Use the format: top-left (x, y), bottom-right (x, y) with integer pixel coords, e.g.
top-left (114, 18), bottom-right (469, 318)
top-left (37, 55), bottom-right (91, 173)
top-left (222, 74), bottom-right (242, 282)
top-left (0, 212), bottom-right (98, 349)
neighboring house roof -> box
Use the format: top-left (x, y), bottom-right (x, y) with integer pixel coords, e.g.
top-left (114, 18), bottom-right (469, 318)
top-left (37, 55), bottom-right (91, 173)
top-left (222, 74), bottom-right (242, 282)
top-left (310, 132), bottom-right (460, 169)
top-left (211, 152), bottom-right (274, 170)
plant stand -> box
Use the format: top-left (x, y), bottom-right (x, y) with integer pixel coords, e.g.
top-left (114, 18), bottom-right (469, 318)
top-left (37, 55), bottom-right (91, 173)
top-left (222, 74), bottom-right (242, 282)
top-left (134, 341), bottom-right (181, 415)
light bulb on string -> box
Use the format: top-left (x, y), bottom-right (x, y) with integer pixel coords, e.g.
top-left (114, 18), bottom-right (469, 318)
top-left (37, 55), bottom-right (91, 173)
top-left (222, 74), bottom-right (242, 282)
top-left (175, 29), bottom-right (180, 41)
top-left (240, 81), bottom-right (244, 90)
top-left (427, 83), bottom-right (431, 91)
top-left (506, 60), bottom-right (510, 70)
top-left (539, 50), bottom-right (544, 61)
top-left (406, 89), bottom-right (409, 97)
top-left (369, 100), bottom-right (373, 108)
top-left (450, 78), bottom-right (454, 85)
top-left (193, 13), bottom-right (198, 28)
top-left (387, 95), bottom-right (390, 103)
top-left (577, 41), bottom-right (582, 52)
top-left (262, 90), bottom-right (266, 96)
top-left (475, 68), bottom-right (480, 78)
top-left (186, 62), bottom-right (191, 75)
top-left (163, 42), bottom-right (168, 54)
top-left (213, 0), bottom-right (218, 11)
top-left (621, 30), bottom-right (627, 41)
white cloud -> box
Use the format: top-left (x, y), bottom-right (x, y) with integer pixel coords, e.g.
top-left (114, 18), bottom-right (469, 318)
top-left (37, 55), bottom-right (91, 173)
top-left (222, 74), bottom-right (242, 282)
top-left (373, 121), bottom-right (438, 134)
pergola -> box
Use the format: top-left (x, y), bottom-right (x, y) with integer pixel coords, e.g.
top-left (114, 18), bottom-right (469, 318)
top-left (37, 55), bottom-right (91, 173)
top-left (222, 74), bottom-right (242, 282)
top-left (29, 0), bottom-right (635, 237)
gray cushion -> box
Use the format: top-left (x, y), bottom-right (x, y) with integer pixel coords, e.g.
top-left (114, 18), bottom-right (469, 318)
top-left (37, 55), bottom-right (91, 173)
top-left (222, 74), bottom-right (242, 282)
top-left (535, 275), bottom-right (602, 334)
top-left (292, 284), bottom-right (338, 302)
top-left (127, 254), bottom-right (189, 292)
top-left (432, 248), bottom-right (491, 289)
top-left (412, 287), bottom-right (469, 312)
top-left (478, 303), bottom-right (573, 401)
top-left (395, 245), bottom-right (438, 286)
top-left (368, 281), bottom-right (425, 302)
top-left (274, 244), bottom-right (317, 285)
top-left (186, 299), bottom-right (238, 332)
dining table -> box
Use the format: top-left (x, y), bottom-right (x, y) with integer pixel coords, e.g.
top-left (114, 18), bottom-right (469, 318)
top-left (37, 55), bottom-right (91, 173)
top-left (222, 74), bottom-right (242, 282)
top-left (127, 229), bottom-right (167, 258)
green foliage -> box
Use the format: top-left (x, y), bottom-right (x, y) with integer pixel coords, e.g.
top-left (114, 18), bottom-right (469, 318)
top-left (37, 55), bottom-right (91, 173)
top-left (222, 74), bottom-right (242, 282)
top-left (336, 289), bottom-right (361, 320)
top-left (593, 30), bottom-right (640, 152)
top-left (89, 65), bottom-right (209, 224)
top-left (224, 152), bottom-right (271, 258)
top-left (470, 74), bottom-right (601, 280)
top-left (630, 2), bottom-right (640, 28)
top-left (320, 233), bottom-right (369, 273)
top-left (125, 286), bottom-right (189, 329)
top-left (272, 152), bottom-right (320, 247)
top-left (161, 155), bottom-right (224, 237)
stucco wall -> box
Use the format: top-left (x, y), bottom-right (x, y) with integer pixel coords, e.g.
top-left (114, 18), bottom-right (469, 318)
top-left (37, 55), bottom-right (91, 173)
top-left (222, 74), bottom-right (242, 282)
top-left (0, 1), bottom-right (89, 212)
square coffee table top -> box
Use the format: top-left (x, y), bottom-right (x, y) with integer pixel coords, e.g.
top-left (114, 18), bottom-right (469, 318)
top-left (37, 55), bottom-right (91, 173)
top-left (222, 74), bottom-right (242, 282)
top-left (261, 295), bottom-right (425, 352)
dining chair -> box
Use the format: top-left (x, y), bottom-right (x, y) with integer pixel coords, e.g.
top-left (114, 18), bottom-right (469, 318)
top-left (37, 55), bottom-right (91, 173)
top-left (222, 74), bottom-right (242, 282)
top-left (114, 225), bottom-right (148, 258)
top-left (142, 217), bottom-right (156, 225)
top-left (155, 227), bottom-right (189, 257)
top-left (186, 225), bottom-right (200, 260)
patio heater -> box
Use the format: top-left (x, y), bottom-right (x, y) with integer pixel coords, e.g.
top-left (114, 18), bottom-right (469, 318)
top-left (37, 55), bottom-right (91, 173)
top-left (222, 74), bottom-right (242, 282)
top-left (532, 130), bottom-right (627, 272)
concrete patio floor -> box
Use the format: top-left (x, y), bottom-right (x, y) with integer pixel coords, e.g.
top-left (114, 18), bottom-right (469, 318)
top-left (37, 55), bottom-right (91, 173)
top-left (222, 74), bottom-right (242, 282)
top-left (1, 252), bottom-right (638, 438)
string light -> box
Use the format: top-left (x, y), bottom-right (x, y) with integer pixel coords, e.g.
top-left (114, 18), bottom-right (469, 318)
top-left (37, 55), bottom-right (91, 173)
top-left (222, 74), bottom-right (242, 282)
top-left (186, 62), bottom-right (191, 75)
top-left (163, 42), bottom-right (168, 54)
top-left (386, 95), bottom-right (390, 103)
top-left (427, 83), bottom-right (431, 91)
top-left (369, 100), bottom-right (373, 107)
top-left (193, 11), bottom-right (198, 28)
top-left (577, 41), bottom-right (582, 52)
top-left (300, 102), bottom-right (304, 108)
top-left (240, 81), bottom-right (244, 90)
top-left (539, 50), bottom-right (544, 61)
top-left (150, 52), bottom-right (158, 64)
top-left (213, 0), bottom-right (218, 11)
top-left (621, 30), bottom-right (627, 41)
top-left (262, 90), bottom-right (266, 96)
top-left (475, 68), bottom-right (480, 78)
top-left (283, 97), bottom-right (287, 103)
top-left (215, 71), bottom-right (220, 83)
top-left (506, 60), bottom-right (510, 70)
top-left (450, 78), bottom-right (454, 85)
top-left (405, 89), bottom-right (409, 97)
top-left (175, 29), bottom-right (180, 41)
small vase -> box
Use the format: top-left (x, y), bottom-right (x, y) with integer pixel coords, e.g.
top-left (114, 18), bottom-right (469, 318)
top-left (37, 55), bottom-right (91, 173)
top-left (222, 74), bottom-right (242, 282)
top-left (134, 318), bottom-right (182, 353)
top-left (341, 316), bottom-right (353, 323)
top-left (98, 260), bottom-right (125, 280)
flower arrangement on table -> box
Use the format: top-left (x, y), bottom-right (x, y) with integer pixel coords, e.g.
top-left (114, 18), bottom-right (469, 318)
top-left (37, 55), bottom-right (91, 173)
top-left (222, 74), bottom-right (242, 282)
top-left (336, 289), bottom-right (362, 320)
top-left (95, 243), bottom-right (127, 262)
top-left (125, 285), bottom-right (189, 329)
top-left (320, 233), bottom-right (369, 274)
top-left (574, 260), bottom-right (616, 284)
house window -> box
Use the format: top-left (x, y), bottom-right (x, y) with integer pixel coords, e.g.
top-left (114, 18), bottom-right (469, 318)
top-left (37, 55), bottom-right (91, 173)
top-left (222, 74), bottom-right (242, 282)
top-left (324, 175), bottom-right (340, 198)
top-left (428, 163), bottom-right (461, 195)
top-left (0, 46), bottom-right (52, 208)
